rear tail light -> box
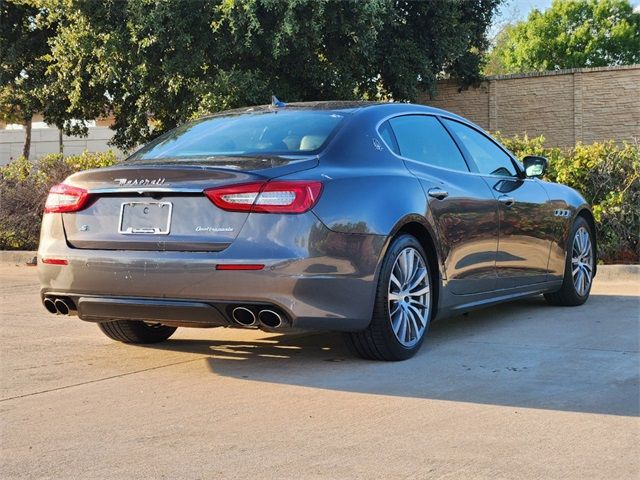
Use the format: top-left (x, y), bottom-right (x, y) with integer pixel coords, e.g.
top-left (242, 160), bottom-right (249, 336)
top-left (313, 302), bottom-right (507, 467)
top-left (44, 184), bottom-right (91, 213)
top-left (205, 181), bottom-right (322, 213)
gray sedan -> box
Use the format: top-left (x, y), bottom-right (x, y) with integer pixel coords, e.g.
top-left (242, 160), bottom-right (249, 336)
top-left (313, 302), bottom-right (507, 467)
top-left (38, 101), bottom-right (596, 360)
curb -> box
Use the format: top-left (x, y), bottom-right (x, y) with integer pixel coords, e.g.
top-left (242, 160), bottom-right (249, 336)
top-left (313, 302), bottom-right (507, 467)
top-left (0, 251), bottom-right (638, 282)
top-left (595, 264), bottom-right (640, 283)
top-left (0, 250), bottom-right (37, 266)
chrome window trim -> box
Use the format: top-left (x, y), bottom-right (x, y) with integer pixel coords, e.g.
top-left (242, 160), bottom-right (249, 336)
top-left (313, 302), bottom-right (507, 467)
top-left (438, 115), bottom-right (526, 177)
top-left (375, 112), bottom-right (474, 175)
top-left (376, 112), bottom-right (474, 173)
top-left (375, 111), bottom-right (529, 180)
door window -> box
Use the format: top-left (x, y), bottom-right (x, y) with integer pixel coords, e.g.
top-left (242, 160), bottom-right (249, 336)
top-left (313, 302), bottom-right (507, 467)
top-left (443, 120), bottom-right (517, 177)
top-left (388, 115), bottom-right (469, 172)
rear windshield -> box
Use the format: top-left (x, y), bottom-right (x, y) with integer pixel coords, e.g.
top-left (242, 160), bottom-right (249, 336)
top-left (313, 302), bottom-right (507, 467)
top-left (129, 110), bottom-right (346, 160)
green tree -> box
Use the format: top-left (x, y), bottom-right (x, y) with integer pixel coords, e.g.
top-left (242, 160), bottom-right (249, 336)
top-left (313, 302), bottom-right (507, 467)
top-left (42, 0), bottom-right (501, 150)
top-left (0, 0), bottom-right (54, 159)
top-left (485, 0), bottom-right (640, 75)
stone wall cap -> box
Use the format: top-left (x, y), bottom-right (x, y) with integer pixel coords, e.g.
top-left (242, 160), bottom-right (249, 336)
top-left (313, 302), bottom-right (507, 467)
top-left (485, 64), bottom-right (640, 81)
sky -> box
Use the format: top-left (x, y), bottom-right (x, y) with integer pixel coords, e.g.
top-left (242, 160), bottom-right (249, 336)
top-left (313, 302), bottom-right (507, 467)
top-left (490, 0), bottom-right (640, 39)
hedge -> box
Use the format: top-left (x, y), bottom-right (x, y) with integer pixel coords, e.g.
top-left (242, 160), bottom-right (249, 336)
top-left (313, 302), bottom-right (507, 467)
top-left (494, 134), bottom-right (639, 263)
top-left (0, 151), bottom-right (118, 250)
top-left (0, 139), bottom-right (638, 263)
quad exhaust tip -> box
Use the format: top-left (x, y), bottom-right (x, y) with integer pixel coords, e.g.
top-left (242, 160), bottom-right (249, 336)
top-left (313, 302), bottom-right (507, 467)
top-left (43, 296), bottom-right (75, 315)
top-left (232, 307), bottom-right (257, 326)
top-left (231, 306), bottom-right (285, 329)
top-left (258, 309), bottom-right (283, 329)
top-left (54, 299), bottom-right (70, 315)
top-left (43, 298), bottom-right (57, 314)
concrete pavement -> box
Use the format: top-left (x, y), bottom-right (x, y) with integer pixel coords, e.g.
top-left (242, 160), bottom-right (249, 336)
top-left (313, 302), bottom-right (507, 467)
top-left (1, 265), bottom-right (638, 479)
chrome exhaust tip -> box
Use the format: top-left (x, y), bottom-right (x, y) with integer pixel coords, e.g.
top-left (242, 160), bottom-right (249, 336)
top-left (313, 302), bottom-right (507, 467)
top-left (232, 307), bottom-right (257, 326)
top-left (258, 309), bottom-right (284, 329)
top-left (43, 298), bottom-right (57, 315)
top-left (54, 299), bottom-right (70, 315)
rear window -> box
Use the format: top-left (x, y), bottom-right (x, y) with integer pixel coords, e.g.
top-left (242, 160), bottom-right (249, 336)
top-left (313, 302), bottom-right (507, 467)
top-left (129, 111), bottom-right (346, 160)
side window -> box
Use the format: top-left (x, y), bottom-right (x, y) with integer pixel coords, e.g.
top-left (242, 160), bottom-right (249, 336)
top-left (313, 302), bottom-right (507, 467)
top-left (387, 115), bottom-right (469, 172)
top-left (378, 121), bottom-right (399, 154)
top-left (443, 120), bottom-right (517, 177)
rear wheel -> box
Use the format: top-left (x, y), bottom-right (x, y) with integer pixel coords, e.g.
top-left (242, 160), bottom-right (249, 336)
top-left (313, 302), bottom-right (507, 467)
top-left (98, 320), bottom-right (177, 344)
top-left (345, 234), bottom-right (433, 361)
top-left (544, 216), bottom-right (595, 306)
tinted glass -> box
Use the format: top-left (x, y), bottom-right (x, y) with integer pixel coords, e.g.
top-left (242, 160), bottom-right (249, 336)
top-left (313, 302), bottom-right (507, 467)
top-left (443, 120), bottom-right (517, 177)
top-left (378, 121), bottom-right (399, 154)
top-left (388, 115), bottom-right (468, 172)
top-left (130, 111), bottom-right (346, 160)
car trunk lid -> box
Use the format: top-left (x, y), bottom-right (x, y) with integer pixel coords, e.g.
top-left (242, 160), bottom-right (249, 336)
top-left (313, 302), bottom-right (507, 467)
top-left (61, 155), bottom-right (317, 251)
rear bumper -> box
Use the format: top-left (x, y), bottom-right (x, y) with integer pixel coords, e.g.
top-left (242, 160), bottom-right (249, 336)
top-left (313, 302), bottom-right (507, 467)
top-left (38, 212), bottom-right (386, 331)
top-left (53, 295), bottom-right (231, 326)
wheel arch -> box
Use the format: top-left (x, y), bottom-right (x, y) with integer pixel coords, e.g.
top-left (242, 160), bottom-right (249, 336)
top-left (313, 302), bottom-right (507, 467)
top-left (383, 216), bottom-right (443, 320)
top-left (576, 207), bottom-right (598, 277)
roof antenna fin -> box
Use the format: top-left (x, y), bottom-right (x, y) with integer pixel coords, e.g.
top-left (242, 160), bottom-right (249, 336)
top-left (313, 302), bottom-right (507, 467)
top-left (271, 96), bottom-right (286, 108)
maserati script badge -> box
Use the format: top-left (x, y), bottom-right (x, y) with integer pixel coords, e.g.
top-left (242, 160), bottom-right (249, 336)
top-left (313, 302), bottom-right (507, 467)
top-left (114, 178), bottom-right (166, 187)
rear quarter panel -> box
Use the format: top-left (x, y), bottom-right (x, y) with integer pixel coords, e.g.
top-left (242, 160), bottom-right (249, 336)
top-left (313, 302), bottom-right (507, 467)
top-left (294, 108), bottom-right (446, 299)
top-left (538, 180), bottom-right (594, 280)
top-left (307, 108), bottom-right (432, 238)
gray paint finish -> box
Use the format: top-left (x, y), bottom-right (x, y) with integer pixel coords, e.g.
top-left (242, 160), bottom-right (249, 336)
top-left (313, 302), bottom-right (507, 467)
top-left (38, 102), bottom-right (594, 332)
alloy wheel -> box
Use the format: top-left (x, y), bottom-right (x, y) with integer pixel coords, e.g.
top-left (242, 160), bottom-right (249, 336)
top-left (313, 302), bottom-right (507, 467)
top-left (388, 247), bottom-right (431, 347)
top-left (572, 226), bottom-right (593, 296)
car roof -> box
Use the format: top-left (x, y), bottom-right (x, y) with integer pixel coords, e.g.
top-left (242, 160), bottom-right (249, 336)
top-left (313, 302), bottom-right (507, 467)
top-left (200, 101), bottom-right (477, 132)
top-left (205, 101), bottom-right (459, 118)
top-left (198, 101), bottom-right (481, 143)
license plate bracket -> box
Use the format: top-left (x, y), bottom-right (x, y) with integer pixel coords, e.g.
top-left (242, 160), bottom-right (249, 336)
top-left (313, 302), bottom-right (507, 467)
top-left (118, 202), bottom-right (173, 235)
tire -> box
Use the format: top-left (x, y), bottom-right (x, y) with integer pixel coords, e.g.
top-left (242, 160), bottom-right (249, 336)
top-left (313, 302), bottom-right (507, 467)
top-left (98, 320), bottom-right (177, 344)
top-left (544, 216), bottom-right (595, 306)
top-left (345, 234), bottom-right (434, 361)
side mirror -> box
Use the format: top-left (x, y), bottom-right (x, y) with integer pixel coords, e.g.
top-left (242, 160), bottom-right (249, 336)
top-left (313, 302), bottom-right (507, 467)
top-left (523, 155), bottom-right (548, 178)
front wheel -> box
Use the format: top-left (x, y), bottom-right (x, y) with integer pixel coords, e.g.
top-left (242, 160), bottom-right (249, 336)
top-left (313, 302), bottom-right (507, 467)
top-left (345, 234), bottom-right (433, 361)
top-left (98, 320), bottom-right (177, 344)
top-left (544, 216), bottom-right (595, 306)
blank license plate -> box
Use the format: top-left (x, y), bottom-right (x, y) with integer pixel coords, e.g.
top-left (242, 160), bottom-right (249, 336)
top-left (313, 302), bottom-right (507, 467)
top-left (118, 202), bottom-right (172, 235)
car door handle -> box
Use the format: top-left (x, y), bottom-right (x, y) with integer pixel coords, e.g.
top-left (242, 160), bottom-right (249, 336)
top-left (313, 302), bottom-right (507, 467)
top-left (498, 195), bottom-right (515, 207)
top-left (428, 187), bottom-right (449, 200)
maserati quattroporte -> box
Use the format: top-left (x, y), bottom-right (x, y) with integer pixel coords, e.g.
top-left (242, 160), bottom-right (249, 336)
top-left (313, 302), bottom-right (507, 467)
top-left (38, 101), bottom-right (596, 360)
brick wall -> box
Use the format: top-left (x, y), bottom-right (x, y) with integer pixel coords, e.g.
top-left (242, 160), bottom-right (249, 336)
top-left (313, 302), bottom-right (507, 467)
top-left (419, 65), bottom-right (640, 148)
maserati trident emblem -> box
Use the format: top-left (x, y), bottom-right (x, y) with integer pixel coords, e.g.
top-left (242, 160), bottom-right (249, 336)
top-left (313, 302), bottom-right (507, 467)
top-left (114, 178), bottom-right (166, 187)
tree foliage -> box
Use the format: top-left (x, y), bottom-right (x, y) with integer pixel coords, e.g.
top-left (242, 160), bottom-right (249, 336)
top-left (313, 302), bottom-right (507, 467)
top-left (485, 0), bottom-right (640, 75)
top-left (38, 0), bottom-right (500, 149)
top-left (0, 0), bottom-right (55, 158)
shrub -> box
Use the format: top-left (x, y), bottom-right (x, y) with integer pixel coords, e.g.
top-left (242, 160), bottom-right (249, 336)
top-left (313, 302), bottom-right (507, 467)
top-left (496, 133), bottom-right (639, 263)
top-left (0, 141), bottom-right (638, 264)
top-left (0, 151), bottom-right (119, 250)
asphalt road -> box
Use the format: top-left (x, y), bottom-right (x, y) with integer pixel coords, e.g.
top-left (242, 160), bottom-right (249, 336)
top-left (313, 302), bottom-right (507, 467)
top-left (1, 265), bottom-right (638, 479)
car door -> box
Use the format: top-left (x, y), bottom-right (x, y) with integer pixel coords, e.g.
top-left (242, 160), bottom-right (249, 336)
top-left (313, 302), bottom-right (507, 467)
top-left (383, 115), bottom-right (499, 295)
top-left (442, 118), bottom-right (553, 288)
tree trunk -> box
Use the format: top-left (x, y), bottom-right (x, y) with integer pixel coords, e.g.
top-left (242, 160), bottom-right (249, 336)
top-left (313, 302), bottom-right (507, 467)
top-left (22, 118), bottom-right (32, 159)
top-left (58, 128), bottom-right (64, 155)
